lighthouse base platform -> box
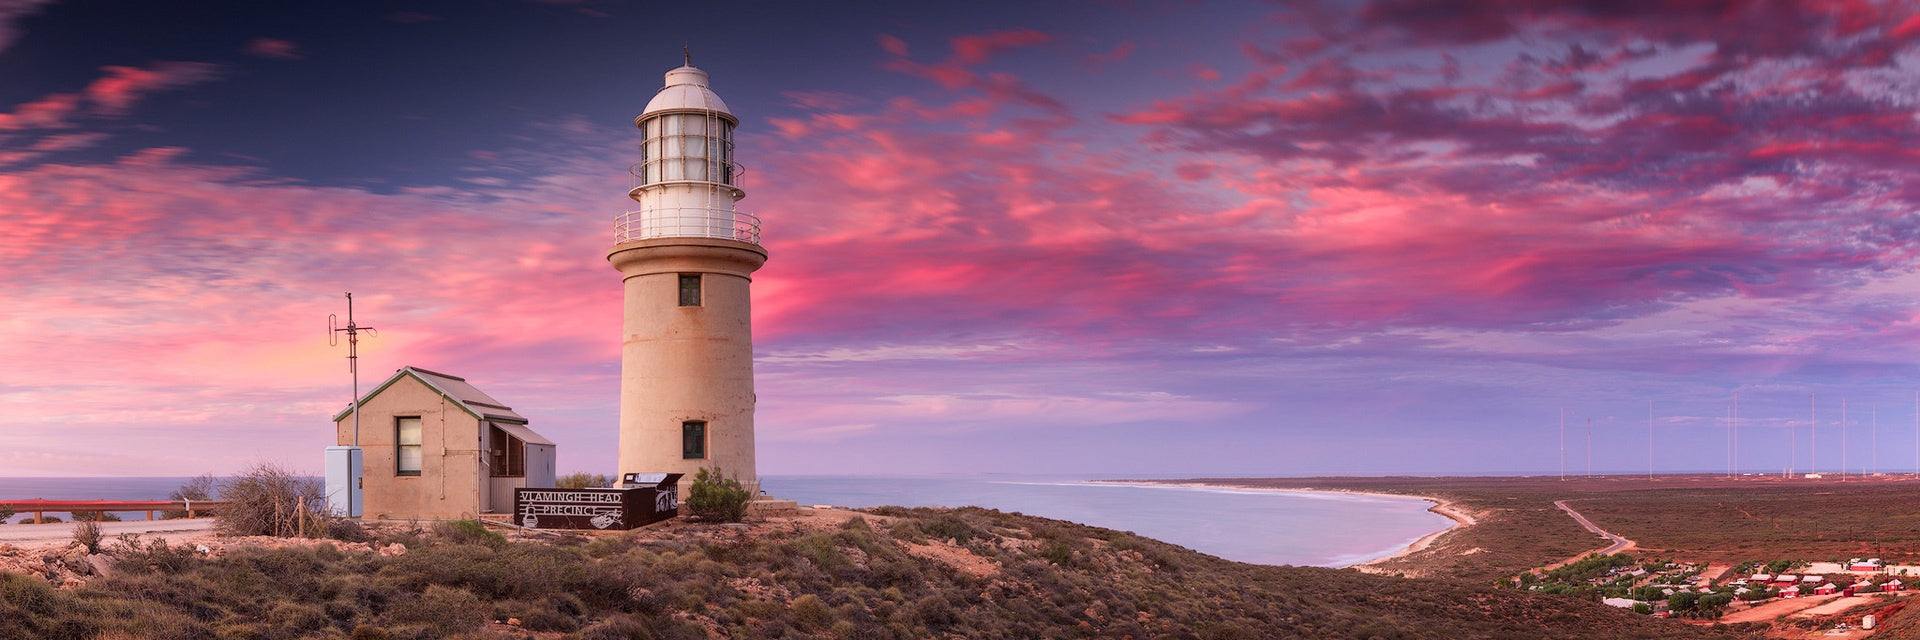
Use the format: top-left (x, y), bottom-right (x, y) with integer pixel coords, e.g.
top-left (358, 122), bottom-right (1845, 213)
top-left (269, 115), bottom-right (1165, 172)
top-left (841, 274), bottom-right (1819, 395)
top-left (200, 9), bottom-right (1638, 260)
top-left (746, 497), bottom-right (799, 518)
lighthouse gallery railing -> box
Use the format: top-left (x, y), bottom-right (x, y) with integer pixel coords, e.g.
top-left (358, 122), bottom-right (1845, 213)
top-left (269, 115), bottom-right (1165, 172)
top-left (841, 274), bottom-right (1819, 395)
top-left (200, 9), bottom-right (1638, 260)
top-left (615, 208), bottom-right (762, 245)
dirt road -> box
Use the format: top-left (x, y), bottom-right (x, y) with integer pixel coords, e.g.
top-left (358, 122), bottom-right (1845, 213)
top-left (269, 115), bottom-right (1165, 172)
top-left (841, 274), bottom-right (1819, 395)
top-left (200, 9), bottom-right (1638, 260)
top-left (0, 518), bottom-right (215, 545)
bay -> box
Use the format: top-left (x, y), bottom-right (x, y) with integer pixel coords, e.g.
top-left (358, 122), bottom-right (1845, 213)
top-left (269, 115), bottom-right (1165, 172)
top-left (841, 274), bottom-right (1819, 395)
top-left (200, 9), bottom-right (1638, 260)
top-left (760, 475), bottom-right (1452, 567)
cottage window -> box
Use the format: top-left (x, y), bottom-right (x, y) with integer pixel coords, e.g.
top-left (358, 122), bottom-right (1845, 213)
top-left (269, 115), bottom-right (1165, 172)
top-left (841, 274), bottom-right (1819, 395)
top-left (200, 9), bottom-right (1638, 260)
top-left (679, 274), bottom-right (701, 307)
top-left (396, 417), bottom-right (422, 476)
top-left (682, 421), bottom-right (706, 459)
top-left (489, 425), bottom-right (525, 478)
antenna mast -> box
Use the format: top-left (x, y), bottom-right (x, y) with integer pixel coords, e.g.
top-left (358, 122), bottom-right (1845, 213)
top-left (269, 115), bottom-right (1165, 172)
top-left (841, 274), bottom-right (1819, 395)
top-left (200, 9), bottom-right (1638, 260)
top-left (329, 293), bottom-right (376, 447)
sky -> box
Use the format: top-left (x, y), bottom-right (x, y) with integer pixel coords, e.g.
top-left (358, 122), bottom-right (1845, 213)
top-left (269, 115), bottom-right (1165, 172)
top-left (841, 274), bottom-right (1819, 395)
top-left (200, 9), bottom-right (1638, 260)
top-left (4, 0), bottom-right (1920, 479)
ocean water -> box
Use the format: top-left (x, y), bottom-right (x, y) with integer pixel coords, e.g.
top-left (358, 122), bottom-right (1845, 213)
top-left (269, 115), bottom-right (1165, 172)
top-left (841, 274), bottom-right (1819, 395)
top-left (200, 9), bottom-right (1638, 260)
top-left (0, 477), bottom-right (206, 523)
top-left (0, 475), bottom-right (1453, 567)
top-left (761, 475), bottom-right (1452, 567)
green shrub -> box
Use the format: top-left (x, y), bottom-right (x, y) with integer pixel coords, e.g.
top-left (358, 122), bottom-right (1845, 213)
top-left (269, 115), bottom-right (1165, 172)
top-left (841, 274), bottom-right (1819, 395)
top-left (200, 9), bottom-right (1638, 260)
top-left (1039, 540), bottom-right (1074, 565)
top-left (388, 585), bottom-right (484, 634)
top-left (921, 514), bottom-right (977, 543)
top-left (436, 519), bottom-right (506, 546)
top-left (556, 472), bottom-right (615, 489)
top-left (73, 519), bottom-right (103, 553)
top-left (0, 504), bottom-right (13, 524)
top-left (792, 593), bottom-right (833, 629)
top-left (113, 536), bottom-right (199, 574)
top-left (687, 467), bottom-right (751, 522)
top-left (71, 511), bottom-right (122, 522)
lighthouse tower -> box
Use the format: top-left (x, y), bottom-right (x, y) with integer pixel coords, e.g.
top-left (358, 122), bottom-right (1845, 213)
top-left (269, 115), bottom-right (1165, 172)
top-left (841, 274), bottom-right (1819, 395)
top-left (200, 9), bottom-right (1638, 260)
top-left (609, 62), bottom-right (766, 492)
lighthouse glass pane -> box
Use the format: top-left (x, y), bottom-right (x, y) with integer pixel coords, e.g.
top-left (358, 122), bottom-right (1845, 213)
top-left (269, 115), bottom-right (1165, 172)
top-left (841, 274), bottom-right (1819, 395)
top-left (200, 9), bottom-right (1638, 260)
top-left (682, 421), bottom-right (706, 459)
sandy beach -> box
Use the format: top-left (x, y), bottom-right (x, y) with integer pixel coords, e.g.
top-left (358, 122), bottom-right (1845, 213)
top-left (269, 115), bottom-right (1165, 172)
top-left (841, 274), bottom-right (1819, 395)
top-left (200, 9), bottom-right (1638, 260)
top-left (1087, 480), bottom-right (1475, 569)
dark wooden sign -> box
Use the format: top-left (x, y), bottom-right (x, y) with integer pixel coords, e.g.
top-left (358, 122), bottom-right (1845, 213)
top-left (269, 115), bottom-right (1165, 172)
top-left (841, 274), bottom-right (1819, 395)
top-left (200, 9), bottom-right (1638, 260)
top-left (514, 474), bottom-right (681, 530)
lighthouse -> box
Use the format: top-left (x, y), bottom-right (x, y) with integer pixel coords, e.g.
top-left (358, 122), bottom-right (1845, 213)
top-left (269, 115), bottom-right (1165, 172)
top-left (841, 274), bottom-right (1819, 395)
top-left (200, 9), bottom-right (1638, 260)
top-left (609, 62), bottom-right (766, 493)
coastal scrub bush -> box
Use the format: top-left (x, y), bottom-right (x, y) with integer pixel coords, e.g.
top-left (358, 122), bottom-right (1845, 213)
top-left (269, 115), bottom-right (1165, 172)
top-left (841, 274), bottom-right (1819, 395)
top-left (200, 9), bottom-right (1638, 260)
top-left (164, 473), bottom-right (219, 519)
top-left (436, 519), bottom-right (505, 546)
top-left (0, 572), bottom-right (93, 638)
top-left (72, 520), bottom-right (103, 553)
top-left (388, 585), bottom-right (485, 634)
top-left (112, 536), bottom-right (198, 574)
top-left (328, 517), bottom-right (372, 542)
top-left (920, 513), bottom-right (978, 544)
top-left (0, 504), bottom-right (11, 524)
top-left (216, 462), bottom-right (328, 537)
top-left (71, 511), bottom-right (122, 522)
top-left (556, 472), bottom-right (615, 489)
top-left (791, 593), bottom-right (833, 630)
top-left (687, 467), bottom-right (751, 522)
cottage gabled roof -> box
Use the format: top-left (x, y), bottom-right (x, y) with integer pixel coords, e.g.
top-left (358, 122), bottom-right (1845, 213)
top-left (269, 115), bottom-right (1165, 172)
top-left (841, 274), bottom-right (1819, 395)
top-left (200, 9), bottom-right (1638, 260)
top-left (333, 366), bottom-right (529, 424)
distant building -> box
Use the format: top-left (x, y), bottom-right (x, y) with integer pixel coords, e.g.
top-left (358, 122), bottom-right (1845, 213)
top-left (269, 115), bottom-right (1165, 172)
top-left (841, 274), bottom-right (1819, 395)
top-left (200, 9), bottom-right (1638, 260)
top-left (1780, 585), bottom-right (1801, 598)
top-left (334, 366), bottom-right (556, 519)
top-left (1850, 558), bottom-right (1883, 572)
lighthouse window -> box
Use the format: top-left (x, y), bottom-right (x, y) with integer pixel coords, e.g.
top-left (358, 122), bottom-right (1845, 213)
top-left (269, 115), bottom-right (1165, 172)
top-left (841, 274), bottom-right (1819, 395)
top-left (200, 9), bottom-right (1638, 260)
top-left (679, 274), bottom-right (702, 306)
top-left (640, 113), bottom-right (736, 185)
top-left (396, 417), bottom-right (422, 476)
top-left (682, 421), bottom-right (707, 459)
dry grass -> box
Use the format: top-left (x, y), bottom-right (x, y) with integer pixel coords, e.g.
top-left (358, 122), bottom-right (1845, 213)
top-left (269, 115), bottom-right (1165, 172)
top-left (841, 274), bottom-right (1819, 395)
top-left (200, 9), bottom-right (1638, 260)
top-left (0, 505), bottom-right (1762, 640)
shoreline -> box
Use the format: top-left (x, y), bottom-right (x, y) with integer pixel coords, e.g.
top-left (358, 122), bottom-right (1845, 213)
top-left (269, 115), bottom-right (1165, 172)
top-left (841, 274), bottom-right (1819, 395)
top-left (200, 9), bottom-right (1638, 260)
top-left (1088, 479), bottom-right (1476, 570)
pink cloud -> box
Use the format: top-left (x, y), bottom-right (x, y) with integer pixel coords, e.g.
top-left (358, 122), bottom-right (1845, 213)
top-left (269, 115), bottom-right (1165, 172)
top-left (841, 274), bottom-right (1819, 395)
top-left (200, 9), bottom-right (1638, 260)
top-left (949, 28), bottom-right (1050, 65)
top-left (27, 131), bottom-right (107, 151)
top-left (0, 93), bottom-right (79, 130)
top-left (85, 61), bottom-right (222, 115)
top-left (1088, 40), bottom-right (1134, 66)
top-left (243, 37), bottom-right (302, 59)
top-left (0, 141), bottom-right (629, 475)
top-left (0, 0), bottom-right (52, 55)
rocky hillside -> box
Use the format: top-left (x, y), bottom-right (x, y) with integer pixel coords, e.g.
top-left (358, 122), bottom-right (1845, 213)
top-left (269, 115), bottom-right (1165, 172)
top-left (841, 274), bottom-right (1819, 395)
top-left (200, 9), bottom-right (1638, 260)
top-left (0, 507), bottom-right (1761, 639)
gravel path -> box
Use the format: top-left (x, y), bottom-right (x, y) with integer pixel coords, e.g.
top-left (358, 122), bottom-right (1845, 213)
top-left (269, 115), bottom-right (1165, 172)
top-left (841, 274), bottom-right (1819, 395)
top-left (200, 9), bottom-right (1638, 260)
top-left (0, 518), bottom-right (215, 545)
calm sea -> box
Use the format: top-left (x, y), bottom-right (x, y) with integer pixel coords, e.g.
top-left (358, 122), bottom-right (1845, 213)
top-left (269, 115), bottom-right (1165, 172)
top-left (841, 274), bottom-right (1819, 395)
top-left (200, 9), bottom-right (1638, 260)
top-left (760, 475), bottom-right (1451, 567)
top-left (0, 475), bottom-right (1451, 567)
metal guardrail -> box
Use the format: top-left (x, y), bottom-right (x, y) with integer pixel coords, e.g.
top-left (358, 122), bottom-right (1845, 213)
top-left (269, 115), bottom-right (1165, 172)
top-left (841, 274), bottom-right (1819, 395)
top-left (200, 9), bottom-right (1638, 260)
top-left (615, 208), bottom-right (762, 245)
top-left (0, 499), bottom-right (228, 523)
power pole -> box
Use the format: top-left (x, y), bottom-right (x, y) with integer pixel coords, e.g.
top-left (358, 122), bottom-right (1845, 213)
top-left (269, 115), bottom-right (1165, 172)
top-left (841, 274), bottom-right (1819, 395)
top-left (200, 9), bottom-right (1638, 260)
top-left (327, 292), bottom-right (375, 518)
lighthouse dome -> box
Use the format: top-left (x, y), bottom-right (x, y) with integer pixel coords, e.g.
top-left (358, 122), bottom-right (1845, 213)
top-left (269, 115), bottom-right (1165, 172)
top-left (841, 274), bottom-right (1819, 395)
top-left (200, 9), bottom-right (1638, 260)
top-left (642, 65), bottom-right (733, 120)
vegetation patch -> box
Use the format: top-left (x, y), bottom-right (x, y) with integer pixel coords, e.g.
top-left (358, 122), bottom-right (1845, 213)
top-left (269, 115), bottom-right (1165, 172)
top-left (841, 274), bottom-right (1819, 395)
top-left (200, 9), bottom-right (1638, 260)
top-left (0, 505), bottom-right (1760, 639)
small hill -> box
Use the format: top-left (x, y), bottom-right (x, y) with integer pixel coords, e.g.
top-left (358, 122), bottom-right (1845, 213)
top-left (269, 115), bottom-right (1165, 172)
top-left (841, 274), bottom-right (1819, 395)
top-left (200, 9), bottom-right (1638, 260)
top-left (0, 506), bottom-right (1761, 639)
